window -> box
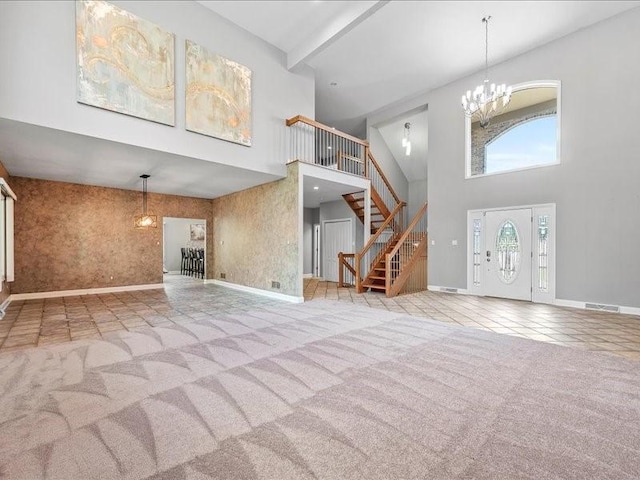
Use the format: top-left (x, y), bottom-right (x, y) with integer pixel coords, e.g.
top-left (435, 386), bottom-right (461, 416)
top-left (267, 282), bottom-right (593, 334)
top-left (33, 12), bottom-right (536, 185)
top-left (537, 215), bottom-right (549, 291)
top-left (466, 81), bottom-right (560, 177)
top-left (472, 219), bottom-right (482, 286)
top-left (485, 116), bottom-right (557, 174)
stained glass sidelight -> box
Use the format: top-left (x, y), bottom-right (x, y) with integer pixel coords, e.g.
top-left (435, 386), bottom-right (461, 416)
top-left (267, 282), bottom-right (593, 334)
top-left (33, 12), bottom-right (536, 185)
top-left (538, 215), bottom-right (549, 291)
top-left (496, 220), bottom-right (520, 283)
top-left (473, 219), bottom-right (482, 286)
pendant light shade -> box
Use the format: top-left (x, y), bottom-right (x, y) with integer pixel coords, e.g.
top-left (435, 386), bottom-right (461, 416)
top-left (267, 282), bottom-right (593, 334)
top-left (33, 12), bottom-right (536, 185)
top-left (134, 174), bottom-right (157, 229)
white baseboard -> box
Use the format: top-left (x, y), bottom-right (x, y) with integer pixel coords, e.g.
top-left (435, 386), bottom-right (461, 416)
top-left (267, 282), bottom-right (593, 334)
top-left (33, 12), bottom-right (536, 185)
top-left (555, 298), bottom-right (640, 316)
top-left (426, 289), bottom-right (640, 316)
top-left (0, 296), bottom-right (11, 318)
top-left (166, 271), bottom-right (181, 275)
top-left (206, 279), bottom-right (304, 303)
top-left (428, 285), bottom-right (470, 295)
top-left (9, 283), bottom-right (165, 301)
top-left (303, 273), bottom-right (313, 279)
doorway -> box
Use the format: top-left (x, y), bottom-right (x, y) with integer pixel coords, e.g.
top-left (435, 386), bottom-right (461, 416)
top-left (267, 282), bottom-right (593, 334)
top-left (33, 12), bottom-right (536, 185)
top-left (468, 204), bottom-right (555, 303)
top-left (323, 218), bottom-right (353, 282)
top-left (163, 217), bottom-right (207, 284)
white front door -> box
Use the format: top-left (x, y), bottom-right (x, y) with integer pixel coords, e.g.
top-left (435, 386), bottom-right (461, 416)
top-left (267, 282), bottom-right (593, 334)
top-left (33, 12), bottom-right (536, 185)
top-left (323, 219), bottom-right (352, 282)
top-left (484, 208), bottom-right (532, 301)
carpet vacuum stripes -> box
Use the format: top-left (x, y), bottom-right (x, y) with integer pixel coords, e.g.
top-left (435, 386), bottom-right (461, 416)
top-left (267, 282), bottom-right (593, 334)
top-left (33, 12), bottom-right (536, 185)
top-left (0, 299), bottom-right (638, 479)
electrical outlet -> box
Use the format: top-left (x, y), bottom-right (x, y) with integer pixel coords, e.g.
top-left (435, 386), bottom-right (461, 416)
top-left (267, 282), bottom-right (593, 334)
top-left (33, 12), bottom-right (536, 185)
top-left (271, 281), bottom-right (280, 289)
top-left (220, 273), bottom-right (226, 279)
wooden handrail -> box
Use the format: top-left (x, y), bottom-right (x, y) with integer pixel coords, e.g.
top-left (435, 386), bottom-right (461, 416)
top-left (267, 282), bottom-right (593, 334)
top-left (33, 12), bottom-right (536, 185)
top-left (360, 201), bottom-right (406, 254)
top-left (387, 203), bottom-right (428, 260)
top-left (338, 252), bottom-right (356, 287)
top-left (285, 115), bottom-right (369, 147)
top-left (366, 149), bottom-right (401, 205)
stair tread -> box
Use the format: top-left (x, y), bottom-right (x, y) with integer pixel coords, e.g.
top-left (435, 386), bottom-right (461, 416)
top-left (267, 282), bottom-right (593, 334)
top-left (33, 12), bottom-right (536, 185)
top-left (362, 283), bottom-right (386, 291)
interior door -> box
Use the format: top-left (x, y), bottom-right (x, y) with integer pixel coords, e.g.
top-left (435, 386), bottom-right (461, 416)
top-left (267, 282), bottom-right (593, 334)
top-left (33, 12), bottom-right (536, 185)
top-left (323, 219), bottom-right (352, 282)
top-left (484, 208), bottom-right (532, 301)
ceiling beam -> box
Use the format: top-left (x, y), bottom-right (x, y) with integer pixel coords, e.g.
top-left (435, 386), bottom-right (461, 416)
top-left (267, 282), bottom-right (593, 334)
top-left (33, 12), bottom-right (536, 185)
top-left (287, 0), bottom-right (390, 71)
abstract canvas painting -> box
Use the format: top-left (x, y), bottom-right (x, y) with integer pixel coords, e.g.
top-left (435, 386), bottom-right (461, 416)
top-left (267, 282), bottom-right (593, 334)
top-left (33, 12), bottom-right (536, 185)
top-left (190, 224), bottom-right (205, 241)
top-left (185, 40), bottom-right (252, 146)
top-left (76, 1), bottom-right (175, 125)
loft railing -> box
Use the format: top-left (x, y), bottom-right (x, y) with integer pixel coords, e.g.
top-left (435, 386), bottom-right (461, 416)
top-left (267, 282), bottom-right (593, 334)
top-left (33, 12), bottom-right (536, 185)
top-left (285, 116), bottom-right (402, 213)
top-left (286, 115), bottom-right (367, 176)
top-left (337, 252), bottom-right (356, 287)
top-left (355, 201), bottom-right (406, 292)
top-left (385, 203), bottom-right (428, 297)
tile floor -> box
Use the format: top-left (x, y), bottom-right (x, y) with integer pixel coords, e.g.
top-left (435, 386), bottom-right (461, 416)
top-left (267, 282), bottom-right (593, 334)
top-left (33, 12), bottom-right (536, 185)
top-left (0, 274), bottom-right (281, 353)
top-left (304, 278), bottom-right (640, 360)
top-left (1, 275), bottom-right (639, 360)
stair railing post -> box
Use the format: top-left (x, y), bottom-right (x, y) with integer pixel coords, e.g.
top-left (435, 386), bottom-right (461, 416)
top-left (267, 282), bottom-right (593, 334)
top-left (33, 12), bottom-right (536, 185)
top-left (385, 253), bottom-right (392, 297)
top-left (355, 253), bottom-right (362, 293)
top-left (338, 252), bottom-right (344, 287)
top-left (364, 146), bottom-right (369, 178)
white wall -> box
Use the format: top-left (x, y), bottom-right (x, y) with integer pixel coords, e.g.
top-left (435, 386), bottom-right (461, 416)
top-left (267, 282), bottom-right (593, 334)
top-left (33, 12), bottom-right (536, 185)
top-left (370, 8), bottom-right (640, 307)
top-left (0, 1), bottom-right (314, 177)
top-left (408, 179), bottom-right (428, 221)
top-left (303, 208), bottom-right (319, 274)
top-left (367, 127), bottom-right (409, 203)
top-left (163, 217), bottom-right (206, 272)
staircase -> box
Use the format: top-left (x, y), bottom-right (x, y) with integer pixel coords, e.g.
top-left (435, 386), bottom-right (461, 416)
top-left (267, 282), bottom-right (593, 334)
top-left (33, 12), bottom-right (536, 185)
top-left (342, 190), bottom-right (389, 234)
top-left (286, 115), bottom-right (428, 297)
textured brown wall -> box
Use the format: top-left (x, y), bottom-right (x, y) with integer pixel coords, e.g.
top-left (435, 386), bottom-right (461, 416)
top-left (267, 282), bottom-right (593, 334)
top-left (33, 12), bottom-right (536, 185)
top-left (213, 162), bottom-right (300, 297)
top-left (0, 159), bottom-right (10, 304)
top-left (11, 177), bottom-right (213, 294)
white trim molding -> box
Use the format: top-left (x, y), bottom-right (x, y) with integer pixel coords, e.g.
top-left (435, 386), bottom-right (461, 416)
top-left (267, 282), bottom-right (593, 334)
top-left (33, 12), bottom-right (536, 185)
top-left (207, 279), bottom-right (304, 303)
top-left (0, 296), bottom-right (11, 318)
top-left (303, 273), bottom-right (313, 279)
top-left (9, 283), bottom-right (164, 301)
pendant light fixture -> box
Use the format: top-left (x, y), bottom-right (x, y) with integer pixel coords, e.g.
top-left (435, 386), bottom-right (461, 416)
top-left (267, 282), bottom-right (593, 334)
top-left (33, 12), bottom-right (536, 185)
top-left (134, 174), bottom-right (157, 229)
top-left (461, 16), bottom-right (512, 128)
top-left (402, 122), bottom-right (411, 156)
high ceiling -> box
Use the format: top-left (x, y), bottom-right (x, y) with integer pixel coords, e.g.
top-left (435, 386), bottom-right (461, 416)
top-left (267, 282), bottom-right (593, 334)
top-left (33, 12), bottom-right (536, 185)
top-left (199, 0), bottom-right (638, 188)
top-left (3, 1), bottom-right (639, 200)
top-left (202, 1), bottom-right (639, 136)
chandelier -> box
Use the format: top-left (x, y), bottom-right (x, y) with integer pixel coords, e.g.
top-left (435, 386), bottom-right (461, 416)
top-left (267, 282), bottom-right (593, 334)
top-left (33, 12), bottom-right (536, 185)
top-left (134, 174), bottom-right (157, 229)
top-left (461, 16), bottom-right (512, 128)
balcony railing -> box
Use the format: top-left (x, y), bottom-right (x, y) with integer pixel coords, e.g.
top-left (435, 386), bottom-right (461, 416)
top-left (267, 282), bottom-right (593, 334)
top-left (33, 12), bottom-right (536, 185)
top-left (286, 115), bottom-right (367, 176)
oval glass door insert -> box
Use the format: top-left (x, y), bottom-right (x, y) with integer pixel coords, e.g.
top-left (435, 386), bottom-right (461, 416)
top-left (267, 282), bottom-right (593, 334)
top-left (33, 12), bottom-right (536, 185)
top-left (495, 220), bottom-right (521, 284)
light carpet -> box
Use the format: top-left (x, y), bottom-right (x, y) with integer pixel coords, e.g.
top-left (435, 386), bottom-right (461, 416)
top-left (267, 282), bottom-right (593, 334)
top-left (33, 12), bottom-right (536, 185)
top-left (0, 299), bottom-right (638, 479)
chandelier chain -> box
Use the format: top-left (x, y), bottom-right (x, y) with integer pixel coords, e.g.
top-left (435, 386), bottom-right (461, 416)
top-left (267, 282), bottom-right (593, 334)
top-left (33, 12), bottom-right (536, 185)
top-left (460, 15), bottom-right (511, 128)
top-left (484, 16), bottom-right (490, 82)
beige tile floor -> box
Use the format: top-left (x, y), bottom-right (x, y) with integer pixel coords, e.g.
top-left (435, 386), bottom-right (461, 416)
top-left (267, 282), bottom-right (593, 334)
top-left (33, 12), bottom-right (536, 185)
top-left (304, 278), bottom-right (640, 360)
top-left (2, 275), bottom-right (640, 361)
top-left (0, 274), bottom-right (282, 353)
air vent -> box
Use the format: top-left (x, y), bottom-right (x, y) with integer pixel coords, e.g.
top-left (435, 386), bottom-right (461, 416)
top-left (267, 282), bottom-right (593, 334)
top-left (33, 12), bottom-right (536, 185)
top-left (441, 287), bottom-right (458, 293)
top-left (585, 303), bottom-right (620, 313)
top-left (271, 281), bottom-right (281, 289)
top-left (220, 273), bottom-right (226, 279)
